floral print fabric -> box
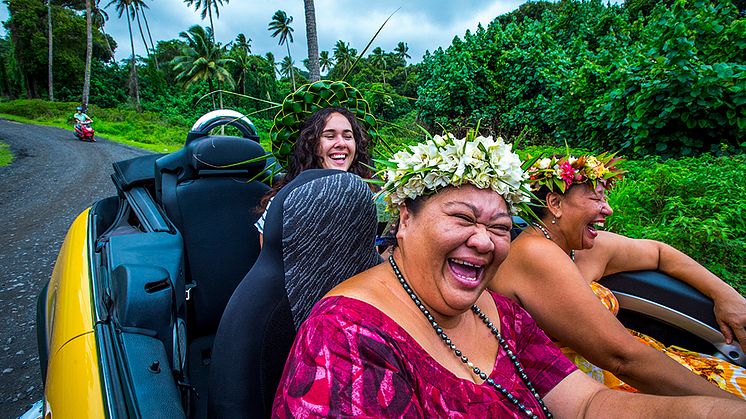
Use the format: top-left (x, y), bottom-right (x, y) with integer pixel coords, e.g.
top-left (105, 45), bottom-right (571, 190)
top-left (273, 291), bottom-right (576, 418)
top-left (563, 281), bottom-right (746, 399)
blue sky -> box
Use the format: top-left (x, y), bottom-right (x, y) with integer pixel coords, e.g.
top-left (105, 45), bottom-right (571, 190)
top-left (1, 0), bottom-right (525, 65)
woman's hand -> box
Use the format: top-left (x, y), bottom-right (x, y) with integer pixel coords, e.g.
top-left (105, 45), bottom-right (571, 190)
top-left (714, 292), bottom-right (746, 353)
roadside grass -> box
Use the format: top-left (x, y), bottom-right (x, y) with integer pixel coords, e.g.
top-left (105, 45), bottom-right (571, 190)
top-left (0, 99), bottom-right (275, 153)
top-left (0, 141), bottom-right (12, 167)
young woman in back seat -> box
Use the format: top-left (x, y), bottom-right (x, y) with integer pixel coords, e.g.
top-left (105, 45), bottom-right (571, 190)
top-left (255, 106), bottom-right (374, 246)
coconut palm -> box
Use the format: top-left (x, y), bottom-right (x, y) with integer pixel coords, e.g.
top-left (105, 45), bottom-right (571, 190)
top-left (265, 51), bottom-right (278, 79)
top-left (268, 10), bottom-right (295, 90)
top-left (332, 40), bottom-right (355, 75)
top-left (82, 0), bottom-right (93, 107)
top-left (184, 0), bottom-right (229, 42)
top-left (279, 55), bottom-right (296, 81)
top-left (92, 1), bottom-right (115, 59)
top-left (319, 50), bottom-right (333, 74)
top-left (394, 41), bottom-right (410, 77)
top-left (106, 0), bottom-right (141, 110)
top-left (47, 0), bottom-right (53, 101)
top-left (171, 25), bottom-right (234, 109)
top-left (131, 0), bottom-right (158, 69)
top-left (234, 33), bottom-right (251, 55)
top-left (302, 0), bottom-right (319, 82)
top-left (370, 46), bottom-right (386, 85)
top-left (232, 52), bottom-right (250, 95)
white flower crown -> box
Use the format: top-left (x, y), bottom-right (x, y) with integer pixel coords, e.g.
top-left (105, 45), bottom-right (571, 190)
top-left (374, 131), bottom-right (533, 216)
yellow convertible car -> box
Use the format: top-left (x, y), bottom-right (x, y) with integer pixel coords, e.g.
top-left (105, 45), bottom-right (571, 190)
top-left (33, 111), bottom-right (746, 418)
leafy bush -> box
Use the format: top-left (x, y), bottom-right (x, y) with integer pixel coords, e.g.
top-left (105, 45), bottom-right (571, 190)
top-left (608, 153), bottom-right (746, 293)
top-left (416, 0), bottom-right (746, 158)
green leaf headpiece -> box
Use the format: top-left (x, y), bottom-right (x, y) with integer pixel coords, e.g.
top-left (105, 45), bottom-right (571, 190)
top-left (269, 80), bottom-right (380, 168)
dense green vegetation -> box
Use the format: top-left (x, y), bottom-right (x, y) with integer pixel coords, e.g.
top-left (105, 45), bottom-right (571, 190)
top-left (1, 0), bottom-right (744, 288)
top-left (0, 140), bottom-right (11, 166)
top-left (417, 0), bottom-right (746, 158)
top-left (609, 155), bottom-right (746, 293)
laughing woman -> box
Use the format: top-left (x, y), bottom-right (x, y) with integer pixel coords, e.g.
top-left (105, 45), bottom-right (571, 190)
top-left (490, 153), bottom-right (746, 399)
top-left (272, 133), bottom-right (746, 417)
top-left (255, 106), bottom-right (373, 244)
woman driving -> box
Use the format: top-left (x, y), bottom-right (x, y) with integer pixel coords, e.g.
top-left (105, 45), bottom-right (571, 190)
top-left (272, 133), bottom-right (746, 416)
top-left (490, 152), bottom-right (746, 399)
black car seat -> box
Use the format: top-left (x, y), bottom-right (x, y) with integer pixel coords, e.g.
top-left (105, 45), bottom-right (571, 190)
top-left (154, 130), bottom-right (271, 417)
top-left (208, 169), bottom-right (383, 418)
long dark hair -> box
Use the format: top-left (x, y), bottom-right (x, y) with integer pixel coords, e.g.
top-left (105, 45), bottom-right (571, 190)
top-left (258, 107), bottom-right (373, 212)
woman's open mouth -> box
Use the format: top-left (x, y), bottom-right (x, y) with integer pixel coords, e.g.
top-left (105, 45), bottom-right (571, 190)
top-left (587, 221), bottom-right (605, 238)
top-left (448, 258), bottom-right (484, 286)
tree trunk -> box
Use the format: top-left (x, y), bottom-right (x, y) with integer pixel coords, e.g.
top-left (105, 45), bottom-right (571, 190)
top-left (286, 42), bottom-right (296, 90)
top-left (133, 7), bottom-right (152, 65)
top-left (82, 0), bottom-right (92, 108)
top-left (47, 0), bottom-right (53, 101)
top-left (126, 7), bottom-right (140, 111)
top-left (208, 79), bottom-right (216, 109)
top-left (207, 1), bottom-right (216, 42)
top-left (140, 8), bottom-right (159, 69)
top-left (303, 0), bottom-right (320, 82)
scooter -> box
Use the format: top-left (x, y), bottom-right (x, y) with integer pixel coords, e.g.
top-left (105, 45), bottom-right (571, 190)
top-left (74, 121), bottom-right (95, 142)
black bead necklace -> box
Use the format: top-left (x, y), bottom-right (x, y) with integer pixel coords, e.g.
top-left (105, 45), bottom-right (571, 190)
top-left (388, 255), bottom-right (552, 419)
top-left (531, 222), bottom-right (575, 261)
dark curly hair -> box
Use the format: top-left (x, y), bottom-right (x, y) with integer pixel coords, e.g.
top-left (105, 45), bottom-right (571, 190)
top-left (258, 107), bottom-right (373, 212)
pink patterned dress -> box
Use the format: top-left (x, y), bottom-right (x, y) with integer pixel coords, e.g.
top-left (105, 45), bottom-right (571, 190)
top-left (272, 291), bottom-right (577, 418)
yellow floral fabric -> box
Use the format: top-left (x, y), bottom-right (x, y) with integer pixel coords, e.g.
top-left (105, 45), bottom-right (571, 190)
top-left (561, 281), bottom-right (746, 398)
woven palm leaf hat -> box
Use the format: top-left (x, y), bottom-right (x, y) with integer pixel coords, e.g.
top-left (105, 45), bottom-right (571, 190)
top-left (269, 80), bottom-right (380, 169)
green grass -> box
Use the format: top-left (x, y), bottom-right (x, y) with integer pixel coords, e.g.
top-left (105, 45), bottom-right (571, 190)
top-left (0, 99), bottom-right (275, 153)
top-left (0, 141), bottom-right (12, 167)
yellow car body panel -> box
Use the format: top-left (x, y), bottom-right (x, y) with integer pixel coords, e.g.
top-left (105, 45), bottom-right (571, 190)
top-left (44, 333), bottom-right (105, 417)
top-left (46, 209), bottom-right (95, 358)
top-left (43, 208), bottom-right (106, 416)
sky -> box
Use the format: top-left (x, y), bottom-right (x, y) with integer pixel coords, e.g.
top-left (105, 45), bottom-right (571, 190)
top-left (0, 0), bottom-right (525, 65)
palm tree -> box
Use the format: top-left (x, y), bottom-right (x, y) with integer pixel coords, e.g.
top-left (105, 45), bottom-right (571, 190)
top-left (106, 0), bottom-right (141, 110)
top-left (333, 40), bottom-right (354, 75)
top-left (47, 0), bottom-right (53, 101)
top-left (268, 10), bottom-right (295, 90)
top-left (184, 0), bottom-right (229, 42)
top-left (82, 0), bottom-right (93, 108)
top-left (279, 55), bottom-right (295, 81)
top-left (371, 47), bottom-right (386, 85)
top-left (319, 50), bottom-right (333, 74)
top-left (171, 25), bottom-right (234, 109)
top-left (234, 33), bottom-right (251, 55)
top-left (132, 0), bottom-right (158, 69)
top-left (232, 51), bottom-right (250, 95)
top-left (265, 52), bottom-right (278, 79)
top-left (302, 0), bottom-right (319, 82)
top-left (394, 41), bottom-right (410, 77)
top-left (93, 1), bottom-right (115, 60)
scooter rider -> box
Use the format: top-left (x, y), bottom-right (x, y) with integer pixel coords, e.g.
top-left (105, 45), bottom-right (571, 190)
top-left (73, 106), bottom-right (92, 130)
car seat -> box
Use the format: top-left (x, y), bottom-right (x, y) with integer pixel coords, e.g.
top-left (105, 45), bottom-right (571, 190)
top-left (208, 169), bottom-right (382, 418)
top-left (155, 128), bottom-right (272, 417)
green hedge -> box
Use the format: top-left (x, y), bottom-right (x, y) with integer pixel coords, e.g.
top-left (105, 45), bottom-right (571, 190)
top-left (608, 154), bottom-right (746, 293)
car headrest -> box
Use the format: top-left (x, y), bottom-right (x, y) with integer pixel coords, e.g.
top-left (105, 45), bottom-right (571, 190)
top-left (261, 169), bottom-right (382, 328)
top-left (154, 135), bottom-right (271, 202)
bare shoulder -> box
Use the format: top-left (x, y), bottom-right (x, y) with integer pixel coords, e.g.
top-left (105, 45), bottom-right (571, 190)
top-left (326, 263), bottom-right (391, 304)
top-left (491, 234), bottom-right (578, 298)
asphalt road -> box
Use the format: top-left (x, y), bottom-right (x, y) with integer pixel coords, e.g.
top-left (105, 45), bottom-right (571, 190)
top-left (0, 120), bottom-right (150, 418)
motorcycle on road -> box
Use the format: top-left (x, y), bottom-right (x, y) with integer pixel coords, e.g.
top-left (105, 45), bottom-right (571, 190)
top-left (74, 121), bottom-right (95, 142)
